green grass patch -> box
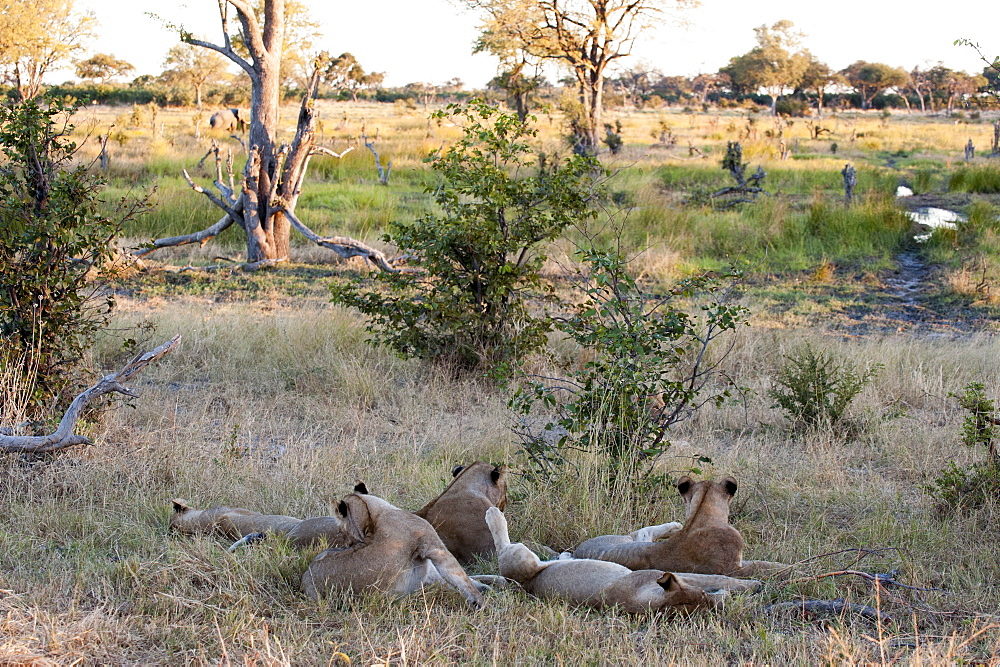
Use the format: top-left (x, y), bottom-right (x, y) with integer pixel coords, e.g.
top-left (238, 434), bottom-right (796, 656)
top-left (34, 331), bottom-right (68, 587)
top-left (950, 164), bottom-right (1000, 194)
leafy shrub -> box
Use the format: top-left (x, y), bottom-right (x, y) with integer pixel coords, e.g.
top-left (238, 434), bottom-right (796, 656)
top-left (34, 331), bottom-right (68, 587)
top-left (0, 97), bottom-right (148, 416)
top-left (331, 101), bottom-right (604, 371)
top-left (602, 121), bottom-right (623, 155)
top-left (769, 344), bottom-right (882, 430)
top-left (927, 382), bottom-right (1000, 509)
top-left (775, 98), bottom-right (809, 117)
top-left (509, 247), bottom-right (748, 480)
top-left (953, 382), bottom-right (998, 453)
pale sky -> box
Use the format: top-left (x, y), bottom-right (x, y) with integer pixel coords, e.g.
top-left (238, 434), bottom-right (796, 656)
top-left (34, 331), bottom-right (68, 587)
top-left (60, 0), bottom-right (992, 88)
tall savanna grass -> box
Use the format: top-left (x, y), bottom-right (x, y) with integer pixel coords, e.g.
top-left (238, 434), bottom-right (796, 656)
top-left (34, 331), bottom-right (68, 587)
top-left (950, 163), bottom-right (1000, 193)
top-left (3, 299), bottom-right (999, 663)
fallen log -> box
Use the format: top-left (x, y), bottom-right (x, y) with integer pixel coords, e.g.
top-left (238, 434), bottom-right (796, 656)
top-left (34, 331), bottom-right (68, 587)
top-left (0, 336), bottom-right (181, 454)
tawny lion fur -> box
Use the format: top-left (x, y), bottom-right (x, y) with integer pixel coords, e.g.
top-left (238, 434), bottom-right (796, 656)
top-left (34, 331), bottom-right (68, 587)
top-left (571, 476), bottom-right (791, 579)
top-left (301, 490), bottom-right (484, 608)
top-left (486, 507), bottom-right (759, 614)
top-left (414, 462), bottom-right (507, 564)
top-left (169, 499), bottom-right (348, 549)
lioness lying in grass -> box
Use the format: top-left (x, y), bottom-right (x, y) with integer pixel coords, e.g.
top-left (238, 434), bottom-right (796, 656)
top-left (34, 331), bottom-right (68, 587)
top-left (169, 499), bottom-right (349, 549)
top-left (415, 461), bottom-right (507, 564)
top-left (486, 507), bottom-right (759, 614)
top-left (572, 476), bottom-right (791, 579)
top-left (169, 461), bottom-right (506, 559)
top-left (301, 486), bottom-right (485, 608)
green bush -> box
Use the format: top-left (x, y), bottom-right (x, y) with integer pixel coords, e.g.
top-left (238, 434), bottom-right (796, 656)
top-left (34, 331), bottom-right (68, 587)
top-left (509, 247), bottom-right (748, 481)
top-left (927, 382), bottom-right (1000, 509)
top-left (769, 344), bottom-right (881, 430)
top-left (775, 98), bottom-right (809, 117)
top-left (0, 97), bottom-right (149, 415)
top-left (331, 101), bottom-right (604, 371)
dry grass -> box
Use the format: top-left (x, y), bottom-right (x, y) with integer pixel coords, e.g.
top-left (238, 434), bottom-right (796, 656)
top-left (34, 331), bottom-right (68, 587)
top-left (3, 291), bottom-right (999, 664)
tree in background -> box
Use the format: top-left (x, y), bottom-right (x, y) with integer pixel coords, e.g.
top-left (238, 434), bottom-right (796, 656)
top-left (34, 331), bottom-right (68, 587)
top-left (0, 0), bottom-right (96, 100)
top-left (612, 66), bottom-right (663, 108)
top-left (721, 20), bottom-right (810, 115)
top-left (690, 72), bottom-right (726, 106)
top-left (143, 0), bottom-right (392, 268)
top-left (796, 55), bottom-right (839, 115)
top-left (74, 53), bottom-right (134, 84)
top-left (475, 12), bottom-right (546, 122)
top-left (840, 61), bottom-right (909, 110)
top-left (925, 65), bottom-right (987, 115)
top-left (318, 52), bottom-right (384, 101)
top-left (464, 0), bottom-right (698, 155)
top-left (161, 44), bottom-right (231, 110)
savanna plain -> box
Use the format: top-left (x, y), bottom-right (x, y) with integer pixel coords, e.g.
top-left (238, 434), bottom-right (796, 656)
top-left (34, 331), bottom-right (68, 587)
top-left (3, 101), bottom-right (1000, 664)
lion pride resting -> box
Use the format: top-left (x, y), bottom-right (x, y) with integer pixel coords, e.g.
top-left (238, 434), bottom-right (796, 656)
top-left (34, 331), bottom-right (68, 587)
top-left (486, 507), bottom-right (760, 614)
top-left (572, 475), bottom-right (791, 579)
top-left (169, 460), bottom-right (506, 561)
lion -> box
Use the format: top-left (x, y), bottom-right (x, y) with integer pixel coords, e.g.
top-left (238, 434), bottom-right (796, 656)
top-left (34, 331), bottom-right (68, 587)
top-left (300, 486), bottom-right (485, 608)
top-left (485, 507), bottom-right (759, 614)
top-left (169, 499), bottom-right (349, 549)
top-left (414, 462), bottom-right (507, 564)
top-left (571, 476), bottom-right (791, 579)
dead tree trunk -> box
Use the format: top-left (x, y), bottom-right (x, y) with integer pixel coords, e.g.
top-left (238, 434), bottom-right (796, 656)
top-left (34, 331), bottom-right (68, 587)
top-left (138, 0), bottom-right (393, 271)
top-left (841, 164), bottom-right (857, 204)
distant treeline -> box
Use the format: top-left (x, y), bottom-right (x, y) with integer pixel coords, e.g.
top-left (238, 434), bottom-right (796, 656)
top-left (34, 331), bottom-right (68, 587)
top-left (9, 66), bottom-right (998, 116)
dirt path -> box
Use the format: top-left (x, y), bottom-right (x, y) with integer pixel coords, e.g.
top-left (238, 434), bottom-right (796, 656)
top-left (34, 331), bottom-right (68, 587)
top-left (836, 248), bottom-right (990, 337)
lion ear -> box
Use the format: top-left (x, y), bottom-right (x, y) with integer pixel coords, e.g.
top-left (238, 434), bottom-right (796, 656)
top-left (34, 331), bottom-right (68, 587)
top-left (353, 482), bottom-right (369, 495)
top-left (171, 499), bottom-right (191, 513)
top-left (657, 572), bottom-right (680, 591)
top-left (723, 477), bottom-right (738, 497)
top-left (676, 476), bottom-right (693, 497)
top-left (490, 467), bottom-right (503, 484)
top-left (451, 465), bottom-right (465, 477)
top-left (337, 500), bottom-right (349, 517)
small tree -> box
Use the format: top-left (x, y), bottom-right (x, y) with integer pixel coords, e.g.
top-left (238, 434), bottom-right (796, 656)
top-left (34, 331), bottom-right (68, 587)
top-left (74, 53), bottom-right (134, 83)
top-left (0, 0), bottom-right (96, 100)
top-left (161, 44), bottom-right (231, 110)
top-left (840, 61), bottom-right (909, 110)
top-left (0, 97), bottom-right (149, 415)
top-left (510, 246), bottom-right (748, 481)
top-left (331, 101), bottom-right (604, 371)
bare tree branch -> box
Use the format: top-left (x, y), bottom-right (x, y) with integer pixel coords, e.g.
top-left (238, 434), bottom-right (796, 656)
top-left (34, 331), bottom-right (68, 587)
top-left (282, 208), bottom-right (397, 272)
top-left (132, 203), bottom-right (240, 259)
top-left (0, 336), bottom-right (181, 454)
top-left (761, 599), bottom-right (893, 626)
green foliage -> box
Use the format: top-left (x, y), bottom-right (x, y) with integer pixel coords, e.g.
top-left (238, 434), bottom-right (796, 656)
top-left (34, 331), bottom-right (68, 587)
top-left (510, 247), bottom-right (748, 480)
top-left (949, 164), bottom-right (1000, 194)
top-left (927, 383), bottom-right (999, 508)
top-left (0, 97), bottom-right (147, 415)
top-left (925, 460), bottom-right (1000, 509)
top-left (769, 344), bottom-right (882, 430)
top-left (601, 121), bottom-right (623, 155)
top-left (952, 382), bottom-right (997, 451)
top-left (331, 100), bottom-right (604, 371)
